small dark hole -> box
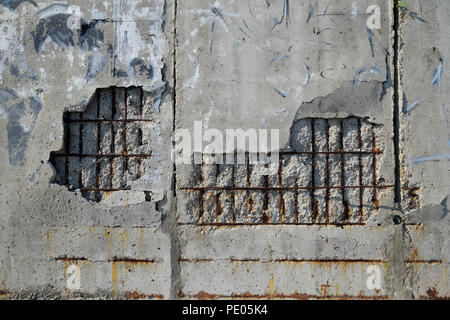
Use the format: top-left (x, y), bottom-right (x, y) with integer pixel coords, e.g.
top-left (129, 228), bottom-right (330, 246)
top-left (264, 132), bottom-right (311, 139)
top-left (393, 215), bottom-right (402, 225)
top-left (138, 128), bottom-right (143, 146)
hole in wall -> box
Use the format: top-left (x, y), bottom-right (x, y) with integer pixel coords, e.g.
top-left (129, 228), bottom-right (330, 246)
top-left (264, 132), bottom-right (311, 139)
top-left (180, 117), bottom-right (389, 225)
top-left (50, 86), bottom-right (153, 202)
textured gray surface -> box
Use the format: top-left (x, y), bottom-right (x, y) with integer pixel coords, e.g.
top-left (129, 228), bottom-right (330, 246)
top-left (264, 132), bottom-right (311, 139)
top-left (0, 0), bottom-right (448, 300)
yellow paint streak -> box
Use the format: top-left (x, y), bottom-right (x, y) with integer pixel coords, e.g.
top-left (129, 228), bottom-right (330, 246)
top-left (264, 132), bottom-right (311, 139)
top-left (112, 262), bottom-right (119, 299)
top-left (45, 229), bottom-right (52, 257)
top-left (243, 261), bottom-right (250, 273)
top-left (117, 230), bottom-right (128, 256)
top-left (102, 191), bottom-right (113, 201)
top-left (268, 277), bottom-right (275, 297)
top-left (124, 261), bottom-right (137, 272)
top-left (88, 226), bottom-right (96, 241)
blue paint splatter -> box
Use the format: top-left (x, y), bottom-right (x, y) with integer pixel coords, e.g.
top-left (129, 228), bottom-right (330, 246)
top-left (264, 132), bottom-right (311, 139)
top-left (353, 67), bottom-right (366, 85)
top-left (78, 20), bottom-right (104, 51)
top-left (2, 96), bottom-right (42, 166)
top-left (307, 1), bottom-right (318, 23)
top-left (412, 153), bottom-right (450, 166)
top-left (380, 50), bottom-right (392, 101)
top-left (274, 88), bottom-right (287, 98)
top-left (366, 28), bottom-right (375, 58)
top-left (32, 12), bottom-right (103, 53)
top-left (211, 6), bottom-right (226, 25)
top-left (129, 57), bottom-right (153, 80)
top-left (86, 53), bottom-right (106, 80)
top-left (269, 55), bottom-right (291, 65)
top-left (272, 0), bottom-right (290, 29)
top-left (303, 64), bottom-right (312, 85)
top-left (403, 100), bottom-right (419, 114)
top-left (370, 67), bottom-right (382, 74)
top-left (410, 12), bottom-right (427, 23)
top-left (432, 59), bottom-right (443, 93)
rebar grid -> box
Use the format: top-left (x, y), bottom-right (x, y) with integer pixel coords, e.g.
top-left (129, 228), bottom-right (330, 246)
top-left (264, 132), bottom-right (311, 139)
top-left (50, 87), bottom-right (151, 202)
top-left (180, 117), bottom-right (391, 225)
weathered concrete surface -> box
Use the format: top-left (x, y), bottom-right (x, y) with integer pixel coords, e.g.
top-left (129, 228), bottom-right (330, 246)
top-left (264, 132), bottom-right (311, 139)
top-left (175, 0), bottom-right (391, 145)
top-left (0, 0), bottom-right (448, 300)
top-left (396, 0), bottom-right (450, 299)
top-left (398, 0), bottom-right (449, 209)
top-left (0, 0), bottom-right (176, 299)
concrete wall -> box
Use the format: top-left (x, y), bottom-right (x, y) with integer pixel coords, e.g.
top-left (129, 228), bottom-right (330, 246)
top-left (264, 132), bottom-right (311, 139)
top-left (0, 0), bottom-right (447, 299)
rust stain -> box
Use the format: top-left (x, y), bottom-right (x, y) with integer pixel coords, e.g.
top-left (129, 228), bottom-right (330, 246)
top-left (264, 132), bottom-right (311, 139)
top-left (277, 259), bottom-right (385, 264)
top-left (180, 258), bottom-right (213, 263)
top-left (0, 290), bottom-right (11, 299)
top-left (55, 256), bottom-right (88, 262)
top-left (180, 291), bottom-right (388, 300)
top-left (372, 195), bottom-right (380, 210)
top-left (111, 258), bottom-right (157, 265)
top-left (320, 284), bottom-right (331, 297)
top-left (110, 258), bottom-right (158, 273)
top-left (180, 259), bottom-right (385, 264)
top-left (102, 191), bottom-right (113, 200)
top-left (191, 291), bottom-right (218, 300)
top-left (410, 247), bottom-right (420, 261)
top-left (124, 291), bottom-right (164, 300)
top-left (419, 295), bottom-right (450, 300)
top-left (406, 224), bottom-right (426, 239)
top-left (406, 260), bottom-right (443, 264)
top-left (426, 287), bottom-right (439, 299)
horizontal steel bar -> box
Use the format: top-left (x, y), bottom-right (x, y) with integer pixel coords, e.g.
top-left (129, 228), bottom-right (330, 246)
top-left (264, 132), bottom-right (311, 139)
top-left (179, 292), bottom-right (388, 300)
top-left (180, 258), bottom-right (387, 263)
top-left (66, 119), bottom-right (153, 123)
top-left (80, 187), bottom-right (131, 192)
top-left (190, 150), bottom-right (382, 157)
top-left (279, 150), bottom-right (382, 155)
top-left (179, 185), bottom-right (393, 191)
top-left (178, 222), bottom-right (366, 226)
top-left (51, 153), bottom-right (152, 158)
